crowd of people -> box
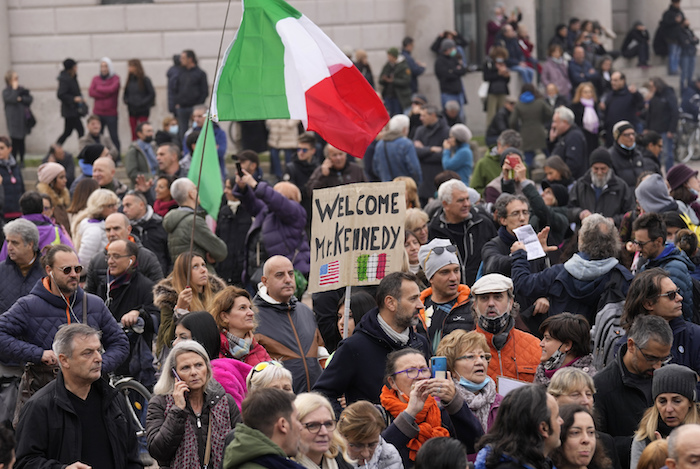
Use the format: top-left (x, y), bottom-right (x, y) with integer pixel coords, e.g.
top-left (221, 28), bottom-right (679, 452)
top-left (2, 3), bottom-right (700, 469)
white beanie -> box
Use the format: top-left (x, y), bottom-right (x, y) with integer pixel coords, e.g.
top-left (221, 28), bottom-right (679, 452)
top-left (418, 238), bottom-right (460, 280)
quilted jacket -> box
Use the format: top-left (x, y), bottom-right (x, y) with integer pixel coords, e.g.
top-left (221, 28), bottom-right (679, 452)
top-left (0, 255), bottom-right (44, 314)
top-left (476, 322), bottom-right (540, 383)
top-left (0, 277), bottom-right (129, 371)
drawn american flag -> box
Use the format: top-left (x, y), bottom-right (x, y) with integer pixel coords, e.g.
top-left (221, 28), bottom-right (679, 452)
top-left (319, 260), bottom-right (340, 286)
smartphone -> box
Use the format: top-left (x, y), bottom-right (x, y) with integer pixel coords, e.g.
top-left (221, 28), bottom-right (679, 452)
top-left (172, 368), bottom-right (189, 399)
top-left (506, 155), bottom-right (520, 168)
top-left (236, 162), bottom-right (244, 177)
top-left (431, 356), bottom-right (447, 380)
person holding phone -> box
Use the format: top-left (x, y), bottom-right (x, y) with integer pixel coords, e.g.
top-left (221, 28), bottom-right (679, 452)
top-left (147, 340), bottom-right (242, 469)
top-left (380, 348), bottom-right (483, 468)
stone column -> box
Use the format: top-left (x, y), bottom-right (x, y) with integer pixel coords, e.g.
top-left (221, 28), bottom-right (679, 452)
top-left (628, 0), bottom-right (667, 41)
top-left (0, 0), bottom-right (10, 135)
top-left (562, 0), bottom-right (613, 32)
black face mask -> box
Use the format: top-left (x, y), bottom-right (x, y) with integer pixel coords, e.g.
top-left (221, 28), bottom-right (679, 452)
top-left (478, 312), bottom-right (511, 334)
top-left (142, 136), bottom-right (153, 144)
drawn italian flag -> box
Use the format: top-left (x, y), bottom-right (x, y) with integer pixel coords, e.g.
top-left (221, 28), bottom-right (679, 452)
top-left (212, 0), bottom-right (389, 157)
top-left (357, 253), bottom-right (387, 281)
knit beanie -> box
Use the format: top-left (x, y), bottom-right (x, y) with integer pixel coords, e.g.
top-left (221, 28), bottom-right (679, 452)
top-left (63, 58), bottom-right (77, 70)
top-left (37, 162), bottom-right (65, 185)
top-left (589, 147), bottom-right (613, 168)
top-left (387, 47), bottom-right (399, 58)
top-left (500, 147), bottom-right (524, 165)
top-left (541, 180), bottom-right (569, 207)
top-left (666, 164), bottom-right (698, 190)
top-left (418, 238), bottom-right (460, 281)
top-left (440, 39), bottom-right (456, 53)
top-left (78, 144), bottom-right (105, 166)
top-left (652, 364), bottom-right (697, 402)
top-left (450, 124), bottom-right (473, 143)
top-left (613, 121), bottom-right (634, 141)
top-left (635, 173), bottom-right (677, 213)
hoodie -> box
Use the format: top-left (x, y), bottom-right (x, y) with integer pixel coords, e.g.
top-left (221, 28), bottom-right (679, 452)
top-left (223, 423), bottom-right (299, 469)
top-left (635, 173), bottom-right (679, 213)
top-left (89, 57), bottom-right (120, 116)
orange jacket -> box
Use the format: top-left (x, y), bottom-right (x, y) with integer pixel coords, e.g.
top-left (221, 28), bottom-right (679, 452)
top-left (476, 323), bottom-right (540, 383)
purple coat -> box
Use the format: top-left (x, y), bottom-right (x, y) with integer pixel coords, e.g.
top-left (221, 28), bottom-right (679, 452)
top-left (234, 181), bottom-right (310, 277)
top-left (0, 213), bottom-right (74, 261)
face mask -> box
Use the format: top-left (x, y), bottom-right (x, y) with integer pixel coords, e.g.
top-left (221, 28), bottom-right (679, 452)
top-left (143, 136), bottom-right (153, 144)
top-left (192, 122), bottom-right (199, 129)
top-left (478, 312), bottom-right (510, 334)
top-left (691, 188), bottom-right (698, 196)
top-left (169, 125), bottom-right (179, 135)
top-left (449, 49), bottom-right (457, 57)
top-left (619, 142), bottom-right (636, 151)
top-left (542, 345), bottom-right (568, 371)
top-left (458, 376), bottom-right (491, 392)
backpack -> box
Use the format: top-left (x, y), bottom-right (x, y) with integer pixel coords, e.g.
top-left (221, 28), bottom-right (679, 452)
top-left (591, 300), bottom-right (626, 370)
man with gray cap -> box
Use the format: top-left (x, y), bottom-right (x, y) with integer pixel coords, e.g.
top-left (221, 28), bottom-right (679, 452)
top-left (417, 239), bottom-right (473, 352)
top-left (548, 106), bottom-right (588, 179)
top-left (471, 273), bottom-right (540, 383)
top-left (568, 147), bottom-right (635, 226)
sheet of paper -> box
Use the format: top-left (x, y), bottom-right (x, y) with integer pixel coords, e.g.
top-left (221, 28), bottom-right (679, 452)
top-left (497, 376), bottom-right (529, 396)
top-left (513, 225), bottom-right (546, 260)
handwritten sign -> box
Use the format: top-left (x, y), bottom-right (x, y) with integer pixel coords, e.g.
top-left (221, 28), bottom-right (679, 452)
top-left (308, 182), bottom-right (406, 293)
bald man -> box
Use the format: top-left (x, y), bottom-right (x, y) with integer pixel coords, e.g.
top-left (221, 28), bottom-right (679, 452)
top-left (254, 255), bottom-right (324, 393)
top-left (667, 424), bottom-right (700, 469)
top-left (85, 212), bottom-right (164, 295)
top-left (91, 156), bottom-right (128, 199)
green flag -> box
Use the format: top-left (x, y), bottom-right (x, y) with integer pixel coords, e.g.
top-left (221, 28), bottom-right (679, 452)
top-left (187, 120), bottom-right (222, 218)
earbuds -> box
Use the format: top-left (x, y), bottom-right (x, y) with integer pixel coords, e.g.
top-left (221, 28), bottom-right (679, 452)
top-left (50, 271), bottom-right (54, 278)
top-left (128, 259), bottom-right (133, 267)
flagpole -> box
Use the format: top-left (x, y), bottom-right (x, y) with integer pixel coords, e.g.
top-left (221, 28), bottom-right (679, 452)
top-left (186, 0), bottom-right (234, 287)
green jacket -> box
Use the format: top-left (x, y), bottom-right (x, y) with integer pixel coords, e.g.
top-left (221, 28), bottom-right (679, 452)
top-left (124, 141), bottom-right (154, 186)
top-left (224, 424), bottom-right (290, 469)
top-left (471, 148), bottom-right (502, 195)
top-left (379, 60), bottom-right (412, 109)
top-left (162, 207), bottom-right (227, 270)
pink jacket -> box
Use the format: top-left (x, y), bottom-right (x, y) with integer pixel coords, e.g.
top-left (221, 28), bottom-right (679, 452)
top-left (89, 74), bottom-right (120, 116)
top-left (211, 358), bottom-right (252, 410)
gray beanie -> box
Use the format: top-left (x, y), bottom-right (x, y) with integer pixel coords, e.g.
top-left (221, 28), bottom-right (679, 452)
top-left (440, 39), bottom-right (456, 53)
top-left (418, 238), bottom-right (460, 280)
top-left (652, 364), bottom-right (698, 402)
top-left (450, 124), bottom-right (473, 143)
top-left (635, 174), bottom-right (677, 214)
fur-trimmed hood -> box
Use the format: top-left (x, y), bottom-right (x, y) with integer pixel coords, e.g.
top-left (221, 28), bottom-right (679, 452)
top-left (153, 274), bottom-right (227, 310)
top-left (37, 182), bottom-right (71, 208)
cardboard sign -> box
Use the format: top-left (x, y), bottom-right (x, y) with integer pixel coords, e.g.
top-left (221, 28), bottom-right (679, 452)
top-left (308, 182), bottom-right (406, 293)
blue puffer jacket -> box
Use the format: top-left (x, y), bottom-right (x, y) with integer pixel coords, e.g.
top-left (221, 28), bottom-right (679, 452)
top-left (669, 317), bottom-right (700, 395)
top-left (0, 255), bottom-right (44, 314)
top-left (0, 278), bottom-right (129, 371)
top-left (235, 181), bottom-right (310, 277)
top-left (640, 243), bottom-right (695, 321)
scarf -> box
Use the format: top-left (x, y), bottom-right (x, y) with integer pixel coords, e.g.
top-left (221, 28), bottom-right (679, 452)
top-left (138, 139), bottom-right (158, 173)
top-left (455, 377), bottom-right (498, 432)
top-left (154, 198), bottom-right (178, 217)
top-left (164, 392), bottom-right (232, 469)
top-left (379, 385), bottom-right (450, 460)
top-left (223, 330), bottom-right (252, 360)
top-left (294, 454), bottom-right (339, 469)
top-left (377, 313), bottom-right (409, 345)
top-left (580, 98), bottom-right (599, 134)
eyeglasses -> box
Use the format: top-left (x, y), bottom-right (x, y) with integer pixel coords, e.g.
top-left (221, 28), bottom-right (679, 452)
top-left (506, 210), bottom-right (530, 218)
top-left (393, 367), bottom-right (431, 379)
top-left (302, 420), bottom-right (336, 434)
top-left (632, 239), bottom-right (654, 247)
top-left (456, 353), bottom-right (492, 362)
top-left (638, 347), bottom-right (673, 365)
top-left (621, 131), bottom-right (636, 138)
top-left (656, 289), bottom-right (682, 301)
top-left (57, 265), bottom-right (83, 275)
top-left (250, 361), bottom-right (284, 378)
top-left (348, 441), bottom-right (380, 451)
top-left (106, 253), bottom-right (130, 261)
top-left (423, 245), bottom-right (457, 265)
top-left (297, 148), bottom-right (310, 153)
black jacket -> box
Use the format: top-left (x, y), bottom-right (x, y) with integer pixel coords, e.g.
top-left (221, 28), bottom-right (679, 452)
top-left (215, 197), bottom-right (253, 286)
top-left (646, 86), bottom-right (679, 134)
top-left (173, 66), bottom-right (208, 108)
top-left (123, 74), bottom-right (155, 117)
top-left (486, 107), bottom-right (511, 142)
top-left (567, 169), bottom-right (635, 226)
top-left (661, 5), bottom-right (685, 44)
top-left (428, 208), bottom-right (497, 286)
top-left (130, 211), bottom-right (171, 275)
top-left (608, 143), bottom-right (650, 188)
top-left (56, 70), bottom-right (82, 118)
top-left (85, 241), bottom-right (164, 296)
top-left (313, 308), bottom-right (430, 414)
top-left (435, 54), bottom-right (468, 96)
top-left (15, 372), bottom-right (141, 469)
top-left (593, 344), bottom-right (653, 468)
top-left (414, 118), bottom-right (450, 201)
top-left (483, 59), bottom-right (510, 96)
top-left (601, 87), bottom-right (644, 146)
top-left (549, 125), bottom-right (588, 180)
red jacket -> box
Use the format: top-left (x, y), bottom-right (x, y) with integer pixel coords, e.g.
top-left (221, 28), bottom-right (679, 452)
top-left (89, 74), bottom-right (120, 116)
top-left (476, 323), bottom-right (540, 384)
top-left (219, 331), bottom-right (271, 367)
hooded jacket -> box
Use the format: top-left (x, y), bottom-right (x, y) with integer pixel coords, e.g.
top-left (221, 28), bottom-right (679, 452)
top-left (223, 423), bottom-right (302, 469)
top-left (254, 287), bottom-right (323, 394)
top-left (567, 169), bottom-right (635, 226)
top-left (0, 277), bottom-right (129, 370)
top-left (640, 243), bottom-right (695, 321)
top-left (14, 372), bottom-right (141, 469)
top-left (0, 213), bottom-right (73, 261)
top-left (162, 206), bottom-right (228, 272)
top-left (550, 124), bottom-right (588, 180)
top-left (313, 307), bottom-right (430, 412)
top-left (511, 250), bottom-right (633, 324)
top-left (373, 130), bottom-right (423, 183)
top-left (471, 149), bottom-right (503, 196)
top-left (509, 94), bottom-right (552, 152)
top-left (646, 85), bottom-right (679, 134)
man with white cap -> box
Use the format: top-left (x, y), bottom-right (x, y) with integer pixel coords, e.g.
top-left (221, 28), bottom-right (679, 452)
top-left (471, 273), bottom-right (540, 383)
top-left (417, 238), bottom-right (473, 352)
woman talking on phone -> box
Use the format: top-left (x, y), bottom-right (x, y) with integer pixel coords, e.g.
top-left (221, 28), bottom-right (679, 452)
top-left (146, 340), bottom-right (241, 469)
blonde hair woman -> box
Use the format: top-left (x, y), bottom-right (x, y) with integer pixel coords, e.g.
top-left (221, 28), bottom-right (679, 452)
top-left (294, 392), bottom-right (350, 469)
top-left (394, 176), bottom-right (421, 209)
top-left (337, 401), bottom-right (403, 469)
top-left (405, 208), bottom-right (429, 244)
top-left (246, 360), bottom-right (293, 393)
top-left (71, 188), bottom-right (118, 263)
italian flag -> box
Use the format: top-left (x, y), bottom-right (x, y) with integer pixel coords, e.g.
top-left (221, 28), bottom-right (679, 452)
top-left (211, 0), bottom-right (389, 157)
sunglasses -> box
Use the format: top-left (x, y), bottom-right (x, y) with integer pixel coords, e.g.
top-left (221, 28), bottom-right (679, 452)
top-left (250, 361), bottom-right (284, 378)
top-left (297, 148), bottom-right (311, 153)
top-left (57, 265), bottom-right (83, 275)
top-left (656, 289), bottom-right (682, 301)
top-left (423, 245), bottom-right (458, 265)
